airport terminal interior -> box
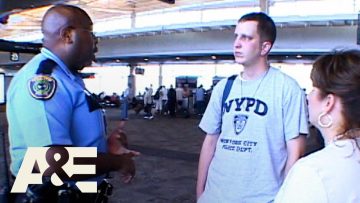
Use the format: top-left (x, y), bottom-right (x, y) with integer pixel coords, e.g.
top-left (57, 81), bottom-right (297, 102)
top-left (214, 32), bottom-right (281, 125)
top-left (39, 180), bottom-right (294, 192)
top-left (0, 0), bottom-right (359, 202)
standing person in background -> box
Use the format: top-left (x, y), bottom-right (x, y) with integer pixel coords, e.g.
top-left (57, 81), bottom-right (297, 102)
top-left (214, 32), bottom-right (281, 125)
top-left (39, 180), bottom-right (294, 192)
top-left (119, 84), bottom-right (132, 129)
top-left (275, 49), bottom-right (360, 203)
top-left (196, 12), bottom-right (308, 203)
top-left (154, 86), bottom-right (162, 115)
top-left (167, 85), bottom-right (176, 117)
top-left (160, 85), bottom-right (168, 115)
top-left (6, 4), bottom-right (139, 202)
top-left (175, 84), bottom-right (184, 114)
top-left (182, 84), bottom-right (191, 118)
top-left (148, 84), bottom-right (153, 96)
top-left (143, 86), bottom-right (154, 119)
top-left (195, 84), bottom-right (205, 116)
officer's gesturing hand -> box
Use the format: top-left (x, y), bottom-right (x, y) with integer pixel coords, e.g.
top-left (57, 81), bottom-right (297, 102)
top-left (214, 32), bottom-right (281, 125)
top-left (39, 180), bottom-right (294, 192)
top-left (107, 128), bottom-right (140, 183)
top-left (117, 152), bottom-right (137, 183)
top-left (107, 128), bottom-right (140, 156)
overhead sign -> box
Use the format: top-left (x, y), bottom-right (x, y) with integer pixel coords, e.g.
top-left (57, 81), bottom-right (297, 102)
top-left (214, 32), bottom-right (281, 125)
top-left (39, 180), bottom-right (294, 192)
top-left (10, 52), bottom-right (19, 61)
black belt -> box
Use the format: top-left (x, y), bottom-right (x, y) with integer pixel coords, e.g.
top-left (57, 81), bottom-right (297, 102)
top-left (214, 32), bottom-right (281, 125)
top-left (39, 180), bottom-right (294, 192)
top-left (12, 179), bottom-right (113, 203)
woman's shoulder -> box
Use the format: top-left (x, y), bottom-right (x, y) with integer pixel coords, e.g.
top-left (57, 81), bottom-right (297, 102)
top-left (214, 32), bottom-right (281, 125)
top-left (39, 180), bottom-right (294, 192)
top-left (298, 147), bottom-right (332, 167)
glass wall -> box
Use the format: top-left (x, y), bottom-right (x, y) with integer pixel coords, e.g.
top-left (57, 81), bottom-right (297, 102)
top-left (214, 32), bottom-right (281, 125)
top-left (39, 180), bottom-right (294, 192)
top-left (270, 0), bottom-right (360, 16)
top-left (82, 66), bottom-right (129, 95)
top-left (107, 0), bottom-right (360, 31)
top-left (83, 62), bottom-right (313, 96)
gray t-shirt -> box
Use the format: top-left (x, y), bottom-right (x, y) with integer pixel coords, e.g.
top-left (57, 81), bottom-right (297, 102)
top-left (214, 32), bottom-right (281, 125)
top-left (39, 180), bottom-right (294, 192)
top-left (198, 67), bottom-right (309, 203)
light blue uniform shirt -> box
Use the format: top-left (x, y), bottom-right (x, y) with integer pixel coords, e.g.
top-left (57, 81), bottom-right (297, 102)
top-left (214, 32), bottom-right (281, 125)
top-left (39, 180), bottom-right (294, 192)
top-left (7, 48), bottom-right (107, 176)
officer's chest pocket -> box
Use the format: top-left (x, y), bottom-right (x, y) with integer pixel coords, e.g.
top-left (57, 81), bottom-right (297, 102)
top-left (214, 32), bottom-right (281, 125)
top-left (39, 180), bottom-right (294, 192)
top-left (85, 93), bottom-right (102, 112)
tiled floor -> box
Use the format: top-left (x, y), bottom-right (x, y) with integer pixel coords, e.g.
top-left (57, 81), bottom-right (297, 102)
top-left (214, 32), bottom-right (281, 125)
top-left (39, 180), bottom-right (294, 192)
top-left (105, 109), bottom-right (203, 203)
top-left (0, 108), bottom-right (323, 203)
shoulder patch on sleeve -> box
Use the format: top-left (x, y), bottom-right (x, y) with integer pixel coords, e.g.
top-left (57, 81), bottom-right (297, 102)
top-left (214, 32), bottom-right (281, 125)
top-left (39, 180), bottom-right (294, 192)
top-left (28, 75), bottom-right (57, 100)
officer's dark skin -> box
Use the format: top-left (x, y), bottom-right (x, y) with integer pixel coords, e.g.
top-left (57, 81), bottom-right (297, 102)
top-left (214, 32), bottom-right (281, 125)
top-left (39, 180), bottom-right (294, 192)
top-left (38, 5), bottom-right (139, 183)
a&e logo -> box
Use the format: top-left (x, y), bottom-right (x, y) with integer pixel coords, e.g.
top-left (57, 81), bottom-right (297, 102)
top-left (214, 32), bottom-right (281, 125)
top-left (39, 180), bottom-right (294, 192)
top-left (11, 147), bottom-right (97, 193)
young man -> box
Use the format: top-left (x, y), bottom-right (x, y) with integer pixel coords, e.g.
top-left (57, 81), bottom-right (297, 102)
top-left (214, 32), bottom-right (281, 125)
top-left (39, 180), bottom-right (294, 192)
top-left (196, 12), bottom-right (308, 203)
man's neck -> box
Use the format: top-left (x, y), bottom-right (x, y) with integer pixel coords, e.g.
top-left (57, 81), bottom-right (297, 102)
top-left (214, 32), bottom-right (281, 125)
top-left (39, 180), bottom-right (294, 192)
top-left (241, 62), bottom-right (269, 80)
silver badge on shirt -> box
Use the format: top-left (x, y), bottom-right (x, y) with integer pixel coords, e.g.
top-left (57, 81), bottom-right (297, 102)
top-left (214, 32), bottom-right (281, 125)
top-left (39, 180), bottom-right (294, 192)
top-left (233, 114), bottom-right (248, 135)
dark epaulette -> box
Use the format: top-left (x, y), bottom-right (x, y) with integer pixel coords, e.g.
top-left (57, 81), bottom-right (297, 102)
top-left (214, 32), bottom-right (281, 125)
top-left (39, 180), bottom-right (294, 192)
top-left (36, 59), bottom-right (57, 75)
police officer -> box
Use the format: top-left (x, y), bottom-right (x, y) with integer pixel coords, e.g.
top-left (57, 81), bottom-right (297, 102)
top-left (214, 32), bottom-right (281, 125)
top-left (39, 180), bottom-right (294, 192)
top-left (6, 4), bottom-right (138, 202)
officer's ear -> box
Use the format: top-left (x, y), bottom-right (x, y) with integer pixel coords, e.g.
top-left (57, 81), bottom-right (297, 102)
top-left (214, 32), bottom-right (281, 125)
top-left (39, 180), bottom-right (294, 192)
top-left (59, 26), bottom-right (74, 44)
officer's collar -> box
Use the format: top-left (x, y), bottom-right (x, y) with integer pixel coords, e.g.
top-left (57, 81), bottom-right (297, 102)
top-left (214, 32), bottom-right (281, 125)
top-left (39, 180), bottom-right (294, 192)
top-left (40, 48), bottom-right (78, 81)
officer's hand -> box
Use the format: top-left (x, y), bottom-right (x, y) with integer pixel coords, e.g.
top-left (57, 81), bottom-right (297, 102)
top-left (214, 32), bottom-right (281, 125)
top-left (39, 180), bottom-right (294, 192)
top-left (109, 140), bottom-right (140, 156)
top-left (108, 128), bottom-right (128, 148)
top-left (108, 128), bottom-right (141, 156)
top-left (118, 152), bottom-right (137, 183)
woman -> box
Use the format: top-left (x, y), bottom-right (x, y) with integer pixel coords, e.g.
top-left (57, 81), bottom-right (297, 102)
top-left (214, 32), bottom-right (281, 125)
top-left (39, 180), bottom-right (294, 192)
top-left (275, 49), bottom-right (360, 203)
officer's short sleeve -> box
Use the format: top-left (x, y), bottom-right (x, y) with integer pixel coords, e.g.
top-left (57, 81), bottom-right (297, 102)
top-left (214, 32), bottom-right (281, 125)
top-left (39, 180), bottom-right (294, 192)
top-left (42, 78), bottom-right (75, 145)
top-left (20, 74), bottom-right (74, 146)
top-left (199, 80), bottom-right (226, 135)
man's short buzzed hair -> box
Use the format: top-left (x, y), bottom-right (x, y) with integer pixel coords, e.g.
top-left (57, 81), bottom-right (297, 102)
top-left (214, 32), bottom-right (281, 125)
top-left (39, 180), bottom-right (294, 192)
top-left (41, 4), bottom-right (91, 32)
top-left (239, 12), bottom-right (276, 45)
top-left (43, 4), bottom-right (91, 21)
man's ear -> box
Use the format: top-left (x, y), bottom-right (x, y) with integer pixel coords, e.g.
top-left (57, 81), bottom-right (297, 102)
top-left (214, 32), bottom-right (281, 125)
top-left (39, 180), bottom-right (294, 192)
top-left (260, 41), bottom-right (272, 56)
top-left (60, 27), bottom-right (74, 44)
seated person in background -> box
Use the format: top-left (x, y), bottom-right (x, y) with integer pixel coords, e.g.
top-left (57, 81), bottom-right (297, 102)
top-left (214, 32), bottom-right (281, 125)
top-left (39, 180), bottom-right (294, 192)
top-left (110, 92), bottom-right (120, 107)
top-left (275, 49), bottom-right (360, 203)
